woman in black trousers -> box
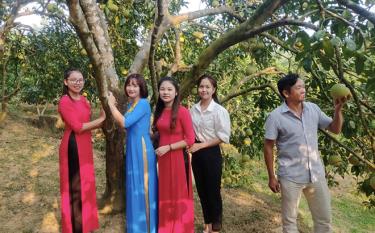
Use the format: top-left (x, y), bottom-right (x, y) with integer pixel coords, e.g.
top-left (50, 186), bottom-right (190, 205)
top-left (189, 74), bottom-right (231, 233)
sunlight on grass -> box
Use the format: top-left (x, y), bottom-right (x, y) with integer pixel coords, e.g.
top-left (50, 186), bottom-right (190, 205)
top-left (40, 212), bottom-right (59, 233)
top-left (297, 189), bottom-right (375, 233)
top-left (29, 168), bottom-right (38, 178)
top-left (31, 144), bottom-right (54, 163)
top-left (22, 192), bottom-right (37, 205)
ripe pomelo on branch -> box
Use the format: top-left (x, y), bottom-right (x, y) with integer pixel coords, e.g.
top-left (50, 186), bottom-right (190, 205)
top-left (328, 155), bottom-right (342, 166)
top-left (192, 31), bottom-right (205, 39)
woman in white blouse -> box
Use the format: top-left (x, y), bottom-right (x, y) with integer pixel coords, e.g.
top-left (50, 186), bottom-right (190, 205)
top-left (189, 74), bottom-right (231, 233)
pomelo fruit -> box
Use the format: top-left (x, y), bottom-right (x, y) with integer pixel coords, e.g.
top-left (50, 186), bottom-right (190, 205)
top-left (330, 83), bottom-right (350, 99)
top-left (328, 155), bottom-right (342, 166)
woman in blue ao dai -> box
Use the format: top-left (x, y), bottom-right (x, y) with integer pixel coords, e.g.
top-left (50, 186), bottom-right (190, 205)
top-left (108, 74), bottom-right (157, 233)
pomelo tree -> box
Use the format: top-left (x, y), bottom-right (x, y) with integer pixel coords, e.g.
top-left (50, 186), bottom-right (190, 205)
top-left (2, 0), bottom-right (373, 209)
top-left (60, 0), bottom-right (375, 210)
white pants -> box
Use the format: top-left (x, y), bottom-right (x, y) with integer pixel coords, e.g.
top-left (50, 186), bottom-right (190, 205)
top-left (279, 178), bottom-right (332, 233)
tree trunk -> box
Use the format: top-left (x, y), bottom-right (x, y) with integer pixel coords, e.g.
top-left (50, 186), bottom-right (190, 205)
top-left (67, 0), bottom-right (125, 213)
top-left (100, 126), bottom-right (125, 213)
top-left (1, 58), bottom-right (7, 112)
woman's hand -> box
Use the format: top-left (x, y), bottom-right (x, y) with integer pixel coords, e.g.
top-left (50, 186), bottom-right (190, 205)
top-left (108, 92), bottom-right (117, 107)
top-left (188, 143), bottom-right (204, 153)
top-left (99, 108), bottom-right (106, 120)
top-left (155, 145), bottom-right (171, 157)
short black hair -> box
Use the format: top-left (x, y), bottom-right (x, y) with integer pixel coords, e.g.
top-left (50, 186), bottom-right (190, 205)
top-left (124, 73), bottom-right (148, 98)
top-left (277, 73), bottom-right (299, 99)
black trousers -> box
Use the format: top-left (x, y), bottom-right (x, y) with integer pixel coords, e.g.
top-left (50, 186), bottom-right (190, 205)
top-left (68, 132), bottom-right (83, 233)
top-left (192, 144), bottom-right (223, 231)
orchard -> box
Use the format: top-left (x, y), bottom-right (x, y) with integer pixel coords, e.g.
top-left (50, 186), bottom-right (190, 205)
top-left (1, 0), bottom-right (374, 214)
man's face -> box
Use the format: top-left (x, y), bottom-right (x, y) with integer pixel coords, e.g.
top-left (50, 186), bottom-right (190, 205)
top-left (284, 79), bottom-right (305, 102)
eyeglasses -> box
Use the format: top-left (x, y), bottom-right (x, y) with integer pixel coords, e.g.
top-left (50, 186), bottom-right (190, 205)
top-left (68, 79), bottom-right (85, 84)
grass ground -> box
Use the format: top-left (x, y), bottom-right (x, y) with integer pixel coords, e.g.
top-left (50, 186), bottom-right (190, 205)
top-left (0, 105), bottom-right (374, 233)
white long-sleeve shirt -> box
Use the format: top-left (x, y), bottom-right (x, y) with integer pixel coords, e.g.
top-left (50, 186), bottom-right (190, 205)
top-left (190, 100), bottom-right (231, 143)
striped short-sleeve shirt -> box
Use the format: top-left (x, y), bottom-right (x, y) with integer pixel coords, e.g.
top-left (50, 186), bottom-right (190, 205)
top-left (265, 102), bottom-right (332, 183)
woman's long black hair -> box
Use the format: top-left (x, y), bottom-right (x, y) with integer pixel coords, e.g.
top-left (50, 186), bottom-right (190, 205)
top-left (197, 74), bottom-right (220, 104)
top-left (62, 68), bottom-right (82, 99)
top-left (153, 77), bottom-right (180, 131)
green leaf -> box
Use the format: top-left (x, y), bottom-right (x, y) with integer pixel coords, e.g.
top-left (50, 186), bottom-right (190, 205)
top-left (330, 37), bottom-right (342, 47)
top-left (354, 31), bottom-right (364, 50)
top-left (345, 38), bottom-right (356, 51)
top-left (367, 21), bottom-right (374, 30)
top-left (331, 21), bottom-right (347, 38)
top-left (355, 54), bottom-right (366, 74)
top-left (342, 9), bottom-right (352, 20)
top-left (320, 55), bottom-right (331, 71)
top-left (313, 30), bottom-right (326, 40)
top-left (349, 120), bottom-right (356, 129)
top-left (296, 31), bottom-right (311, 49)
top-left (322, 38), bottom-right (334, 58)
top-left (365, 76), bottom-right (375, 94)
top-left (302, 57), bottom-right (312, 72)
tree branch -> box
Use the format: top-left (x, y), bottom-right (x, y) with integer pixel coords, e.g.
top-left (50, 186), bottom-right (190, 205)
top-left (172, 6), bottom-right (240, 25)
top-left (167, 29), bottom-right (182, 76)
top-left (319, 129), bottom-right (375, 169)
top-left (337, 0), bottom-right (375, 25)
top-left (148, 0), bottom-right (166, 103)
top-left (332, 45), bottom-right (371, 137)
top-left (181, 11), bottom-right (320, 98)
top-left (225, 67), bottom-right (282, 100)
top-left (316, 0), bottom-right (368, 49)
top-left (221, 83), bottom-right (280, 104)
top-left (261, 32), bottom-right (298, 53)
top-left (130, 5), bottom-right (240, 75)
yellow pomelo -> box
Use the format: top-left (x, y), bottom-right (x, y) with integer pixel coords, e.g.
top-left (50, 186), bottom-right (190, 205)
top-left (244, 138), bottom-right (251, 145)
top-left (192, 31), bottom-right (204, 39)
top-left (328, 155), bottom-right (342, 166)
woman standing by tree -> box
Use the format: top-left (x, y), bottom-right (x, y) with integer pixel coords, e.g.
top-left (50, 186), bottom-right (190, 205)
top-left (58, 68), bottom-right (105, 233)
top-left (153, 77), bottom-right (195, 233)
top-left (189, 74), bottom-right (231, 233)
top-left (107, 74), bottom-right (158, 233)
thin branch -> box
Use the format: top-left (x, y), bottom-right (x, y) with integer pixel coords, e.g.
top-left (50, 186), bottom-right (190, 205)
top-left (319, 129), bottom-right (375, 169)
top-left (221, 83), bottom-right (280, 104)
top-left (172, 6), bottom-right (241, 25)
top-left (311, 58), bottom-right (331, 102)
top-left (261, 32), bottom-right (298, 53)
top-left (167, 29), bottom-right (182, 76)
top-left (130, 3), bottom-right (235, 75)
top-left (180, 15), bottom-right (317, 98)
top-left (337, 0), bottom-right (375, 25)
top-left (187, 22), bottom-right (223, 33)
top-left (226, 67), bottom-right (282, 97)
top-left (333, 45), bottom-right (371, 137)
top-left (148, 0), bottom-right (166, 103)
top-left (316, 0), bottom-right (368, 49)
top-left (359, 99), bottom-right (375, 114)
